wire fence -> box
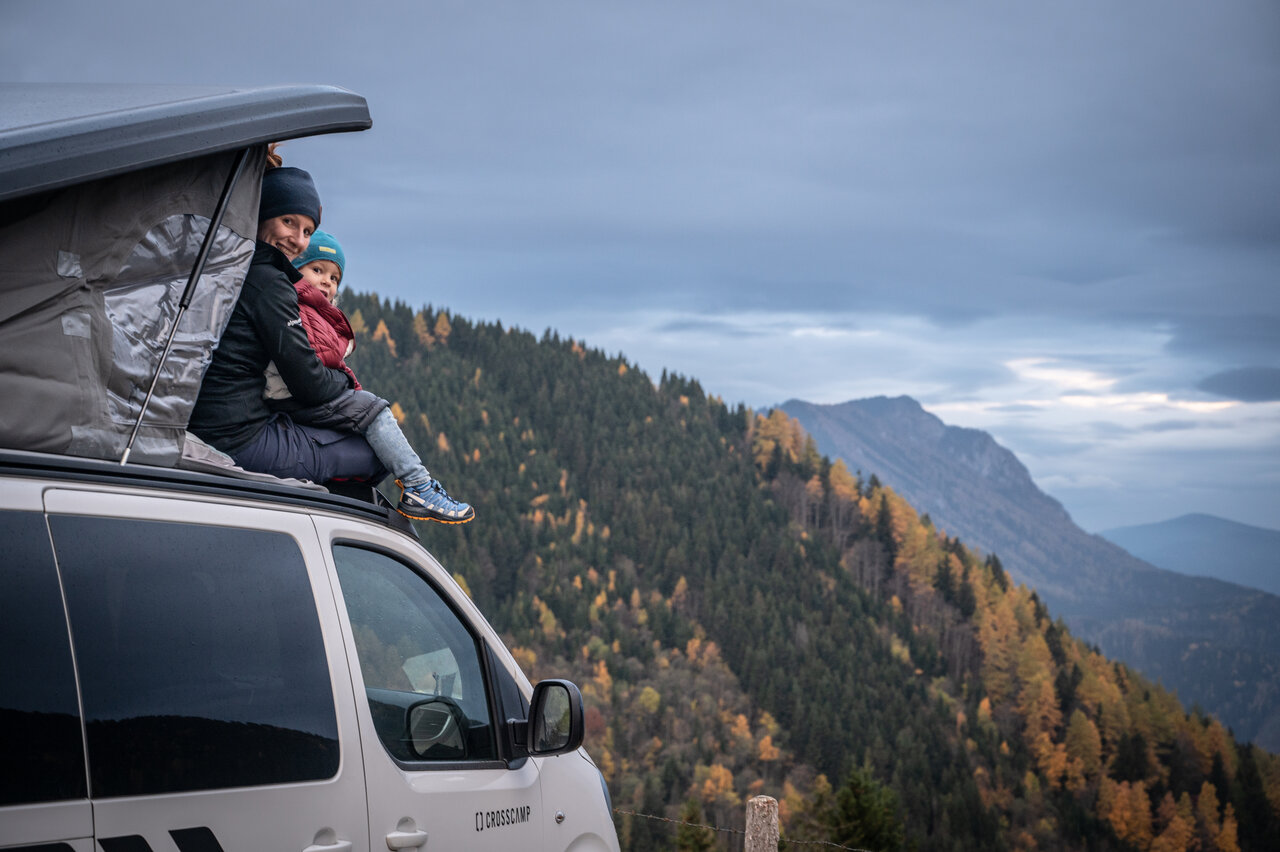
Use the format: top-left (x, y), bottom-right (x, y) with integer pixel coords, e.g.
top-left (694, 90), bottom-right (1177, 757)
top-left (613, 807), bottom-right (879, 852)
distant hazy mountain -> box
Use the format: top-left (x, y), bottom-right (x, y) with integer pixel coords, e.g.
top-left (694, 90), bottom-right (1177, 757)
top-left (1101, 513), bottom-right (1280, 597)
top-left (782, 395), bottom-right (1280, 750)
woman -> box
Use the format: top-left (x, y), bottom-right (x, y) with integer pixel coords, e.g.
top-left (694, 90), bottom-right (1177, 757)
top-left (188, 164), bottom-right (388, 486)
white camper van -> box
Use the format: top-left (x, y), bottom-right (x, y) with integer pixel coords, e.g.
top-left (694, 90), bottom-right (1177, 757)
top-left (0, 85), bottom-right (619, 852)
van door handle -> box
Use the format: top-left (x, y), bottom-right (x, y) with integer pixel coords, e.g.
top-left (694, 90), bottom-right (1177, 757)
top-left (303, 830), bottom-right (353, 852)
top-left (386, 828), bottom-right (428, 849)
top-left (386, 819), bottom-right (429, 850)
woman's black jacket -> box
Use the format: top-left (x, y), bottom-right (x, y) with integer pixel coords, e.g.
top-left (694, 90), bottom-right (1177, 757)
top-left (189, 241), bottom-right (352, 453)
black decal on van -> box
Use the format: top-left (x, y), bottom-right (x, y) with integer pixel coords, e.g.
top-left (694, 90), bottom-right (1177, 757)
top-left (98, 837), bottom-right (155, 852)
top-left (4, 844), bottom-right (76, 851)
top-left (171, 827), bottom-right (226, 852)
top-left (475, 805), bottom-right (533, 830)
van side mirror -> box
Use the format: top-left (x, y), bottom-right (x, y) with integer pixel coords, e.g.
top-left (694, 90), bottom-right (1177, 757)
top-left (406, 696), bottom-right (466, 760)
top-left (527, 679), bottom-right (584, 756)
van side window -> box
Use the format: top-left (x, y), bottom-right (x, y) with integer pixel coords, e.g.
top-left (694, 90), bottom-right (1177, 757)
top-left (50, 516), bottom-right (339, 797)
top-left (0, 511), bottom-right (86, 806)
top-left (333, 545), bottom-right (498, 763)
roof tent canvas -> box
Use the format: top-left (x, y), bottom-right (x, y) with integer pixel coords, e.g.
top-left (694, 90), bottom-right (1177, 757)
top-left (0, 147), bottom-right (264, 464)
top-left (0, 85), bottom-right (371, 466)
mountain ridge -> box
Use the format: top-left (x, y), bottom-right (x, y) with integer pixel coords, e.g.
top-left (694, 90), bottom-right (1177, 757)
top-left (1100, 513), bottom-right (1280, 598)
top-left (781, 395), bottom-right (1280, 750)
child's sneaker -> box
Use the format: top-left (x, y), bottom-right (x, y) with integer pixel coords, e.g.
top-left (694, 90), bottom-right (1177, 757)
top-left (396, 478), bottom-right (475, 524)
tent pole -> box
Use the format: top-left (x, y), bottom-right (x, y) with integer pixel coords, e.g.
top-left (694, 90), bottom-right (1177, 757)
top-left (120, 146), bottom-right (251, 465)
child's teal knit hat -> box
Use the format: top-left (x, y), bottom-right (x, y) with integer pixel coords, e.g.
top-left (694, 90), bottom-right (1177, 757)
top-left (293, 229), bottom-right (345, 278)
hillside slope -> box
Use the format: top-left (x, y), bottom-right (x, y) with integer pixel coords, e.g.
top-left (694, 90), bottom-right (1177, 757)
top-left (782, 396), bottom-right (1280, 752)
top-left (342, 296), bottom-right (1280, 850)
top-left (1101, 514), bottom-right (1280, 598)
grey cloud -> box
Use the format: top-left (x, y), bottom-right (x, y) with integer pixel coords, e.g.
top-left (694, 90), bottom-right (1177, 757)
top-left (1056, 441), bottom-right (1280, 532)
top-left (1143, 420), bottom-right (1202, 433)
top-left (1038, 263), bottom-right (1135, 288)
top-left (985, 425), bottom-right (1095, 459)
top-left (1197, 367), bottom-right (1280, 402)
top-left (918, 363), bottom-right (1021, 396)
top-left (1079, 420), bottom-right (1222, 439)
top-left (655, 318), bottom-right (763, 338)
top-left (1087, 421), bottom-right (1136, 438)
top-left (1167, 317), bottom-right (1280, 364)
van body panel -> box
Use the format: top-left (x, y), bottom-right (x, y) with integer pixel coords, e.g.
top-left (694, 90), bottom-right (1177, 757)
top-left (0, 800), bottom-right (92, 849)
top-left (37, 488), bottom-right (371, 852)
top-left (0, 477), bottom-right (44, 510)
top-left (536, 752), bottom-right (620, 852)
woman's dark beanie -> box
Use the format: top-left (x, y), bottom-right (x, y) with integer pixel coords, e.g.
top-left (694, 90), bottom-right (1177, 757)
top-left (259, 166), bottom-right (322, 226)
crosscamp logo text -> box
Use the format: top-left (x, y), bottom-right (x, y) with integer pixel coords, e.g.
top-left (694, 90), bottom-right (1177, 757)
top-left (476, 805), bottom-right (532, 831)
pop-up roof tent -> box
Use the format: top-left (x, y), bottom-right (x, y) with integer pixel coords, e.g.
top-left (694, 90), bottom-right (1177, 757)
top-left (0, 84), bottom-right (371, 467)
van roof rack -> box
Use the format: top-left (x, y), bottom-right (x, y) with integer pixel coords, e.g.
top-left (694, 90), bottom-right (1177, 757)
top-left (0, 83), bottom-right (371, 203)
top-left (0, 447), bottom-right (417, 536)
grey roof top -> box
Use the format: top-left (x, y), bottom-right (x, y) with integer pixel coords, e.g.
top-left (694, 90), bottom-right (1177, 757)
top-left (0, 83), bottom-right (372, 203)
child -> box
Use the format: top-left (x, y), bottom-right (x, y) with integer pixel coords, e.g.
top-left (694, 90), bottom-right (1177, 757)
top-left (264, 229), bottom-right (473, 524)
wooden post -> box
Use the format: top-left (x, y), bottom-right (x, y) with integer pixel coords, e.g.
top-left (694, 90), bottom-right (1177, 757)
top-left (745, 795), bottom-right (779, 852)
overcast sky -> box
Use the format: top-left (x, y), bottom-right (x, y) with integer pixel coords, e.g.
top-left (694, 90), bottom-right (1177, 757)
top-left (5, 0), bottom-right (1278, 532)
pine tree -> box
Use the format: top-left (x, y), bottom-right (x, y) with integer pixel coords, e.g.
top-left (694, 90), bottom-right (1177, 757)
top-left (823, 767), bottom-right (906, 852)
top-left (675, 799), bottom-right (716, 851)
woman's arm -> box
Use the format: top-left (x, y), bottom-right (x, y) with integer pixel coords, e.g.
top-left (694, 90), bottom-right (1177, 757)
top-left (245, 270), bottom-right (350, 407)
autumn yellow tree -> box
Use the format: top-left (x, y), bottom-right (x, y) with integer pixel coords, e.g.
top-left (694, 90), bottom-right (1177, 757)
top-left (828, 459), bottom-right (859, 501)
top-left (1101, 779), bottom-right (1153, 850)
top-left (348, 308), bottom-right (368, 336)
top-left (1195, 781), bottom-right (1241, 852)
top-left (692, 762), bottom-right (740, 832)
top-left (413, 311), bottom-right (433, 347)
top-left (433, 312), bottom-right (452, 345)
top-left (372, 318), bottom-right (397, 357)
top-left (1150, 792), bottom-right (1195, 852)
top-left (979, 594), bottom-right (1019, 707)
top-left (1064, 709), bottom-right (1103, 787)
top-left (750, 409), bottom-right (815, 469)
top-left (1213, 805), bottom-right (1240, 852)
top-left (1019, 672), bottom-right (1062, 743)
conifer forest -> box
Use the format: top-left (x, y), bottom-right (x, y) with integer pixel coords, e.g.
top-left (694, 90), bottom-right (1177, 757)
top-left (341, 293), bottom-right (1280, 851)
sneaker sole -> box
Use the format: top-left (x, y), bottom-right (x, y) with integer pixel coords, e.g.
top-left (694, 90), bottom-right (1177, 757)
top-left (394, 478), bottom-right (475, 524)
top-left (396, 506), bottom-right (476, 524)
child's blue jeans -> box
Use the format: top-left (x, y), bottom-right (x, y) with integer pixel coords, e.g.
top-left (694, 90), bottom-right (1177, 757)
top-left (273, 389), bottom-right (431, 488)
